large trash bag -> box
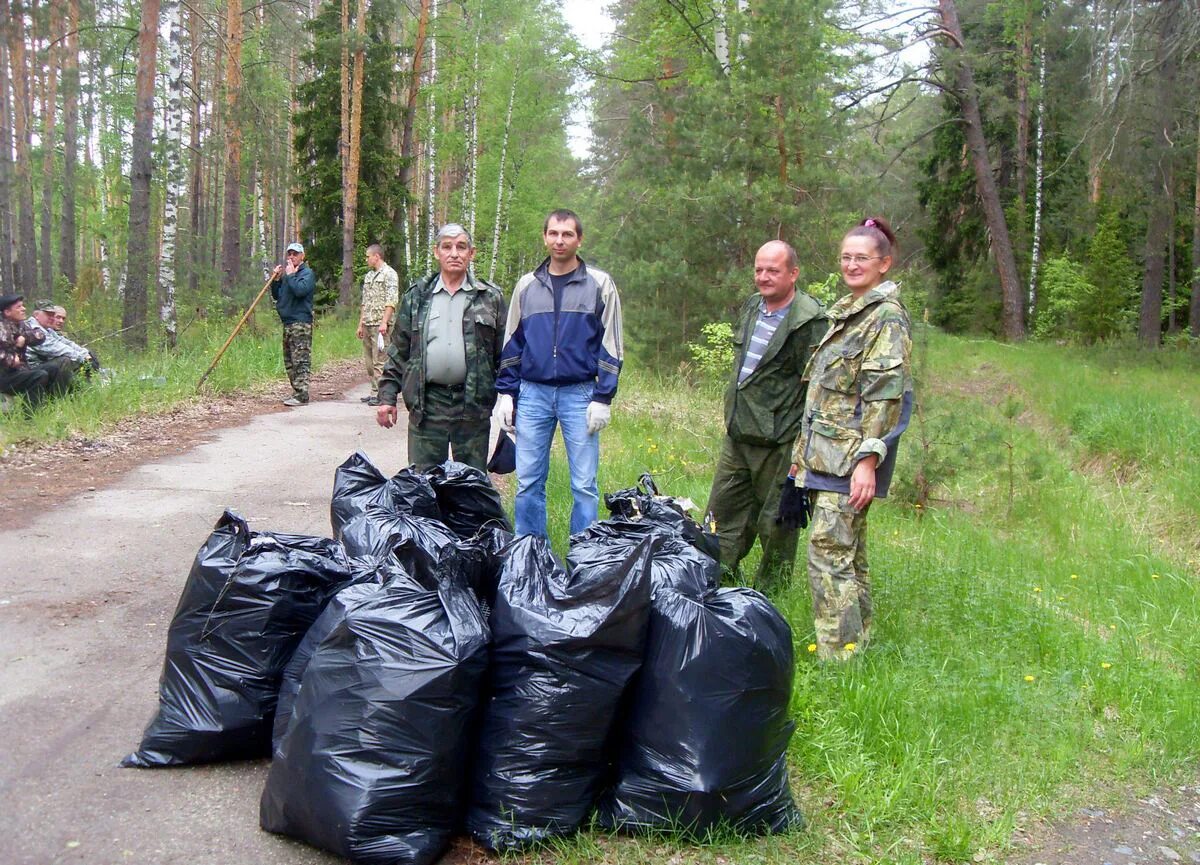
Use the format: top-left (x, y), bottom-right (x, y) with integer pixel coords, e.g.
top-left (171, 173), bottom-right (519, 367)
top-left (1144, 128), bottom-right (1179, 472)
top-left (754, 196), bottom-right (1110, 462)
top-left (330, 451), bottom-right (439, 538)
top-left (466, 533), bottom-right (657, 852)
top-left (571, 520), bottom-right (718, 599)
top-left (424, 460), bottom-right (512, 538)
top-left (261, 555), bottom-right (490, 865)
top-left (270, 556), bottom-right (401, 756)
top-left (122, 511), bottom-right (354, 767)
top-left (338, 502), bottom-right (461, 566)
top-left (603, 473), bottom-right (719, 560)
top-left (596, 585), bottom-right (802, 836)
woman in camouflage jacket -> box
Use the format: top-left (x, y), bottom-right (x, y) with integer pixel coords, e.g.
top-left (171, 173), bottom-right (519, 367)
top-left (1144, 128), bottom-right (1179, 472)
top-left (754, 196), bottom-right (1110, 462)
top-left (791, 217), bottom-right (914, 661)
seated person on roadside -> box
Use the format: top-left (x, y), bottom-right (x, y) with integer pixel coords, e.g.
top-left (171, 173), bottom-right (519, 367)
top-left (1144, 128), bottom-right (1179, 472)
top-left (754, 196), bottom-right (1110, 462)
top-left (376, 223), bottom-right (507, 471)
top-left (27, 302), bottom-right (100, 385)
top-left (0, 294), bottom-right (57, 409)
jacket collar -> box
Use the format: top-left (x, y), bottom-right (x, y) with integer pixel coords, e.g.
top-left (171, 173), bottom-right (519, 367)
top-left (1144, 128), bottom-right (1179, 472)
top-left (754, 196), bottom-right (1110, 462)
top-left (827, 280), bottom-right (900, 321)
top-left (533, 256), bottom-right (588, 287)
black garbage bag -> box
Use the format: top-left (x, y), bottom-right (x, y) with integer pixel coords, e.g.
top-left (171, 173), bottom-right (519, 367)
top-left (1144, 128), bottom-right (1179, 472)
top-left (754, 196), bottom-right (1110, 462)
top-left (603, 473), bottom-right (719, 560)
top-left (466, 533), bottom-right (657, 852)
top-left (424, 460), bottom-right (512, 538)
top-left (596, 586), bottom-right (802, 836)
top-left (261, 555), bottom-right (490, 865)
top-left (571, 520), bottom-right (719, 599)
top-left (338, 503), bottom-right (461, 566)
top-left (271, 556), bottom-right (402, 756)
top-left (330, 451), bottom-right (439, 538)
top-left (122, 511), bottom-right (354, 767)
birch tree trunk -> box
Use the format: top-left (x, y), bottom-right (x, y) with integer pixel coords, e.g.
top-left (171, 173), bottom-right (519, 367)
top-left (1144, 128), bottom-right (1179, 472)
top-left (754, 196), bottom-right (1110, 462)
top-left (0, 34), bottom-right (15, 292)
top-left (465, 1), bottom-right (481, 238)
top-left (7, 0), bottom-right (38, 292)
top-left (123, 0), bottom-right (162, 350)
top-left (39, 0), bottom-right (60, 298)
top-left (397, 0), bottom-right (431, 258)
top-left (221, 0), bottom-right (244, 304)
top-left (187, 3), bottom-right (202, 298)
top-left (1027, 30), bottom-right (1046, 321)
top-left (1014, 19), bottom-right (1031, 208)
top-left (1191, 108), bottom-right (1200, 338)
top-left (1137, 0), bottom-right (1179, 346)
top-left (59, 0), bottom-right (79, 287)
top-left (488, 76), bottom-right (517, 283)
top-left (425, 0), bottom-right (439, 259)
top-left (339, 0), bottom-right (367, 308)
top-left (938, 0), bottom-right (1025, 340)
top-left (158, 0), bottom-right (183, 346)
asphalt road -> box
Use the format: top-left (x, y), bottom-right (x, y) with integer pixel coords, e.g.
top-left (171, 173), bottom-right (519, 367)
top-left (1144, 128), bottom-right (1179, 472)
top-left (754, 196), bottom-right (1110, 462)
top-left (0, 384), bottom-right (428, 865)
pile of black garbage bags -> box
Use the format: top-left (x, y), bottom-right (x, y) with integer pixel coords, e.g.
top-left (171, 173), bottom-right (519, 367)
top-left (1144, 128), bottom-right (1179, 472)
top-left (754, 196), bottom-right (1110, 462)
top-left (123, 454), bottom-right (802, 865)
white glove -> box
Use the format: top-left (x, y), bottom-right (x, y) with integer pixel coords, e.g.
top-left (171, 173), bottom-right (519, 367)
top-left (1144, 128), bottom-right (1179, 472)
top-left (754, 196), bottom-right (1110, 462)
top-left (493, 393), bottom-right (515, 433)
top-left (586, 401), bottom-right (611, 435)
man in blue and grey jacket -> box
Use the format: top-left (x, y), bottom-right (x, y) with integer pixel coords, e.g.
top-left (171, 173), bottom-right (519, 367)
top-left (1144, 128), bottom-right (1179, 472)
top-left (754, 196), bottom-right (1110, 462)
top-left (270, 242), bottom-right (315, 406)
top-left (493, 209), bottom-right (624, 537)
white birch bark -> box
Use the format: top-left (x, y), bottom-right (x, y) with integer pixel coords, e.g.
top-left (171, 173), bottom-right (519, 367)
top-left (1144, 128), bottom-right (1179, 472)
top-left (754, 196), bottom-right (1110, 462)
top-left (255, 171), bottom-right (268, 277)
top-left (1027, 32), bottom-right (1046, 319)
top-left (465, 1), bottom-right (482, 236)
top-left (157, 0), bottom-right (183, 345)
top-left (488, 75), bottom-right (517, 283)
top-left (424, 0), bottom-right (439, 260)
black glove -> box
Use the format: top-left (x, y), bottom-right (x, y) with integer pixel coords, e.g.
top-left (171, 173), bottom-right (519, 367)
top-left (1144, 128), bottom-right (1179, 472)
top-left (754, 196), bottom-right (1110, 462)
top-left (87, 350), bottom-right (101, 372)
top-left (776, 477), bottom-right (811, 530)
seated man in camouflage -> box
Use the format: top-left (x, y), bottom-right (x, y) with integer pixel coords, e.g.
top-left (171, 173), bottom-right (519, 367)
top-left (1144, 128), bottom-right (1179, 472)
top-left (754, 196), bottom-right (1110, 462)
top-left (27, 301), bottom-right (99, 387)
top-left (0, 294), bottom-right (53, 409)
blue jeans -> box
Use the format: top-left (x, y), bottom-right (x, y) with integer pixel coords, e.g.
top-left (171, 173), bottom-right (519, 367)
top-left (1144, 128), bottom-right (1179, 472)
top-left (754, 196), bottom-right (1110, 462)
top-left (514, 380), bottom-right (600, 537)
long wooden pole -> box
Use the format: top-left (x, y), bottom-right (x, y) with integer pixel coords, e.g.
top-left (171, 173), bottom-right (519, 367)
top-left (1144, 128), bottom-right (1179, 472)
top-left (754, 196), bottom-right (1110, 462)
top-left (196, 275), bottom-right (275, 390)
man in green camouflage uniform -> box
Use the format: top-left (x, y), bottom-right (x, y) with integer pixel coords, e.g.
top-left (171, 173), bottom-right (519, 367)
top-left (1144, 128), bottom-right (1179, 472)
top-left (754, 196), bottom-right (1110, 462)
top-left (376, 223), bottom-right (506, 470)
top-left (357, 243), bottom-right (399, 405)
top-left (793, 279), bottom-right (913, 659)
top-left (705, 240), bottom-right (825, 593)
top-left (270, 242), bottom-right (315, 406)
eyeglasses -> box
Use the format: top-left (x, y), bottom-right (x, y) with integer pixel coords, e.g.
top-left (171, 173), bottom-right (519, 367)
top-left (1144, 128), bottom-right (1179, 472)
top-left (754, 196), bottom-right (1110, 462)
top-left (839, 255), bottom-right (882, 266)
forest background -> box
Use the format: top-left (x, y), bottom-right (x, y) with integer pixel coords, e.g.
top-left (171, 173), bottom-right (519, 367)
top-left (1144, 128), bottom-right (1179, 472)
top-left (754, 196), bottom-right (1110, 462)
top-left (2, 0), bottom-right (1199, 356)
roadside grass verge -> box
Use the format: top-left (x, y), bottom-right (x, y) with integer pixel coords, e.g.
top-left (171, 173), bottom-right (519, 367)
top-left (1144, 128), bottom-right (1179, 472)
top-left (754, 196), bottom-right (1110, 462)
top-left (0, 313), bottom-right (361, 449)
top-left (531, 330), bottom-right (1200, 863)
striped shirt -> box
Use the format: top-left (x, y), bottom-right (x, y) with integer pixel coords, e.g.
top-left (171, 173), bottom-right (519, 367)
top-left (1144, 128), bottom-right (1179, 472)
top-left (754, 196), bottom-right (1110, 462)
top-left (738, 299), bottom-right (791, 383)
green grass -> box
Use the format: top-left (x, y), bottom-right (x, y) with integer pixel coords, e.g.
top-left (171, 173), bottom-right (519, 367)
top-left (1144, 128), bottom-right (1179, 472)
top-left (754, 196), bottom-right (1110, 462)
top-left (527, 330), bottom-right (1200, 863)
top-left (0, 313), bottom-right (362, 448)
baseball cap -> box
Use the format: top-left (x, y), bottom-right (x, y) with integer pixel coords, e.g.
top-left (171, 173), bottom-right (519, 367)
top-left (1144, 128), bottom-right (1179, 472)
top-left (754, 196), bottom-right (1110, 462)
top-left (286, 242), bottom-right (305, 254)
top-left (33, 299), bottom-right (56, 312)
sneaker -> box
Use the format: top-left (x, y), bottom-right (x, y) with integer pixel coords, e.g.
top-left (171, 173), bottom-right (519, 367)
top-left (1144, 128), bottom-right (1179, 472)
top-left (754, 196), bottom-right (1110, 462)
top-left (366, 396), bottom-right (381, 406)
top-left (359, 395), bottom-right (372, 403)
top-left (282, 395), bottom-right (308, 407)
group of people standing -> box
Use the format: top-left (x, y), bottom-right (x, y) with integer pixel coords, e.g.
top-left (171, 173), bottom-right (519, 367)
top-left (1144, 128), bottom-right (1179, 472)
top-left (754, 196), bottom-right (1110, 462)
top-left (268, 209), bottom-right (912, 661)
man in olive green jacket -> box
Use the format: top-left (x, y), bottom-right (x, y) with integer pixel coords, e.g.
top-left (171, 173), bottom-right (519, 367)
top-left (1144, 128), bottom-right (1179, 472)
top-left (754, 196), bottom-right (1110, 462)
top-left (376, 224), bottom-right (506, 470)
top-left (705, 240), bottom-right (825, 593)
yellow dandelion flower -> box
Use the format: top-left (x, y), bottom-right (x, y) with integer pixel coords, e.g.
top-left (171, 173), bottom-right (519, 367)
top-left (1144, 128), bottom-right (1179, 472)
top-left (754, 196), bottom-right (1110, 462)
top-left (1151, 573), bottom-right (1161, 580)
top-left (1109, 624), bottom-right (1117, 630)
top-left (1033, 587), bottom-right (1042, 593)
top-left (1058, 596), bottom-right (1066, 601)
top-left (1070, 574), bottom-right (1079, 580)
top-left (844, 642), bottom-right (857, 653)
top-left (807, 643), bottom-right (817, 653)
top-left (649, 444), bottom-right (658, 453)
top-left (1101, 662), bottom-right (1113, 669)
top-left (1024, 675), bottom-right (1036, 682)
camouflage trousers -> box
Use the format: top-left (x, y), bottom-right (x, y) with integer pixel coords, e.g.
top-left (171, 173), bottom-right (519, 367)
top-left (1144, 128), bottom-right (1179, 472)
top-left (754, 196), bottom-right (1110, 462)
top-left (407, 383), bottom-right (490, 471)
top-left (807, 490), bottom-right (872, 660)
top-left (706, 435), bottom-right (798, 594)
top-left (361, 324), bottom-right (389, 396)
top-left (282, 322), bottom-right (312, 401)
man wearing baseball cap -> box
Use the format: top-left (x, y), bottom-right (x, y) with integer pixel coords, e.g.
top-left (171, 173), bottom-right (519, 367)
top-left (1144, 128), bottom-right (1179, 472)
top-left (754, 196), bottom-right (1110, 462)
top-left (270, 242), bottom-right (315, 406)
top-left (0, 294), bottom-right (53, 409)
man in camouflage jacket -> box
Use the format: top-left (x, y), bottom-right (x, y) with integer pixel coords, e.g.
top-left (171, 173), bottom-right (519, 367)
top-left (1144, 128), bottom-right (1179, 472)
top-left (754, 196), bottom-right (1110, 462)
top-left (705, 241), bottom-right (826, 593)
top-left (793, 279), bottom-right (913, 658)
top-left (357, 243), bottom-right (399, 405)
top-left (376, 224), bottom-right (506, 470)
top-left (0, 294), bottom-right (54, 408)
